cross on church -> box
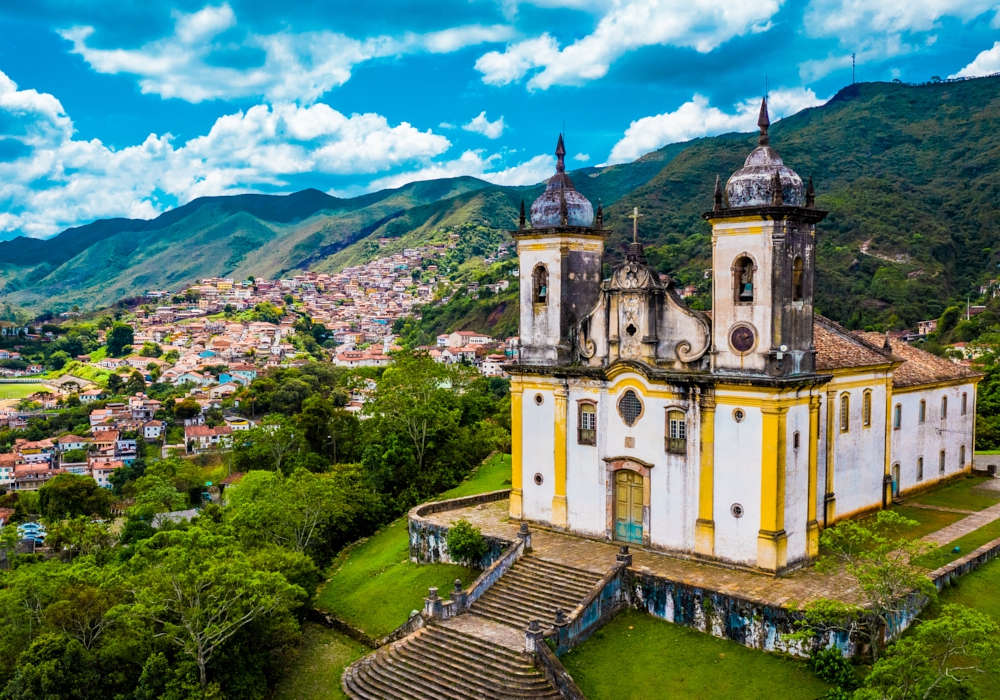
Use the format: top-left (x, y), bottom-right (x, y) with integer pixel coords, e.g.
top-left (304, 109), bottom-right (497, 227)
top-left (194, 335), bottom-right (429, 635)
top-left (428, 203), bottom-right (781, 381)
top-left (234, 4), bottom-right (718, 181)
top-left (629, 207), bottom-right (642, 243)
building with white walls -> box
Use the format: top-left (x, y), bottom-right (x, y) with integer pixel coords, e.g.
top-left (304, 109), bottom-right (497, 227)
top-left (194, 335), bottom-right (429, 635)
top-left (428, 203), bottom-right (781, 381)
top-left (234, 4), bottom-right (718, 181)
top-left (509, 108), bottom-right (980, 575)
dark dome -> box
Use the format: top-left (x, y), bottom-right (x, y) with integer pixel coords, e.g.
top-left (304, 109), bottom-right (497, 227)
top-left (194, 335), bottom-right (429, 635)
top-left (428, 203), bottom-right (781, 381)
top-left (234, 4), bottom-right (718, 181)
top-left (725, 98), bottom-right (804, 208)
top-left (530, 135), bottom-right (594, 228)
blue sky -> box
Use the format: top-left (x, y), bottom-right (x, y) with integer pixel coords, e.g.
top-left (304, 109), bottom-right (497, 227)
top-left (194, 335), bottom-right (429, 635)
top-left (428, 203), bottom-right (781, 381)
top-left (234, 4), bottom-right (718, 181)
top-left (2, 0), bottom-right (1000, 239)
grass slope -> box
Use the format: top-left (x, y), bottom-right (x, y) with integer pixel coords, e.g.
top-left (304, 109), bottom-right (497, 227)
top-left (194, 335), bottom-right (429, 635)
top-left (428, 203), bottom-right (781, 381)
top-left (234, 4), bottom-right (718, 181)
top-left (910, 476), bottom-right (1000, 511)
top-left (561, 609), bottom-right (831, 700)
top-left (271, 623), bottom-right (367, 700)
top-left (314, 454), bottom-right (511, 638)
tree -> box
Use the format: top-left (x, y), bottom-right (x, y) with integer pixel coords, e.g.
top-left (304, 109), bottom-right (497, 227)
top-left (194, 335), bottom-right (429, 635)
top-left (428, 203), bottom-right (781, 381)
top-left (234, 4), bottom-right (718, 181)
top-left (129, 475), bottom-right (186, 517)
top-left (125, 371), bottom-right (146, 395)
top-left (793, 510), bottom-right (937, 661)
top-left (231, 422), bottom-right (301, 474)
top-left (47, 350), bottom-right (70, 370)
top-left (106, 322), bottom-right (134, 357)
top-left (106, 373), bottom-right (125, 395)
top-left (855, 605), bottom-right (1000, 699)
top-left (140, 342), bottom-right (162, 358)
top-left (130, 527), bottom-right (303, 689)
top-left (174, 399), bottom-right (202, 420)
top-left (45, 517), bottom-right (115, 562)
top-left (446, 519), bottom-right (488, 566)
top-left (0, 632), bottom-right (101, 700)
top-left (38, 474), bottom-right (111, 520)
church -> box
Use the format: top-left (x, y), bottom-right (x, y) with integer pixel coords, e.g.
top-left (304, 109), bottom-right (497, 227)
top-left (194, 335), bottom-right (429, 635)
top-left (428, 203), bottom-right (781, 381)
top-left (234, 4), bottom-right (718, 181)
top-left (508, 100), bottom-right (980, 574)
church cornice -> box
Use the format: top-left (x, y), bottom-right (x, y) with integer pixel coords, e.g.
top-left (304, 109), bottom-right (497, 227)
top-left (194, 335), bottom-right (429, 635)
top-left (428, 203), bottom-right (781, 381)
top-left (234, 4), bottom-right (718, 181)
top-left (511, 226), bottom-right (611, 239)
top-left (702, 205), bottom-right (827, 224)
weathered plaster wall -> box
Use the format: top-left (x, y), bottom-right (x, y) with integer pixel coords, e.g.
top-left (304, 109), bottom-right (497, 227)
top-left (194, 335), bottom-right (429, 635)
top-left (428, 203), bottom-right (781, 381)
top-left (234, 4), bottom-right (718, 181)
top-left (784, 402), bottom-right (812, 565)
top-left (522, 385), bottom-right (556, 525)
top-left (891, 382), bottom-right (975, 495)
top-left (828, 375), bottom-right (889, 520)
top-left (519, 243), bottom-right (563, 364)
top-left (712, 399), bottom-right (763, 566)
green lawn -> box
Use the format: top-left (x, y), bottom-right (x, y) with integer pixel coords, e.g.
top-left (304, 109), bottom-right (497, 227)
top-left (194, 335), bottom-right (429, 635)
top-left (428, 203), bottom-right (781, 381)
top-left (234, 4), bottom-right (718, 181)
top-left (910, 476), bottom-right (1000, 512)
top-left (913, 518), bottom-right (1000, 570)
top-left (887, 505), bottom-right (965, 540)
top-left (272, 623), bottom-right (368, 700)
top-left (561, 610), bottom-right (831, 700)
top-left (312, 453), bottom-right (512, 638)
top-left (0, 382), bottom-right (47, 399)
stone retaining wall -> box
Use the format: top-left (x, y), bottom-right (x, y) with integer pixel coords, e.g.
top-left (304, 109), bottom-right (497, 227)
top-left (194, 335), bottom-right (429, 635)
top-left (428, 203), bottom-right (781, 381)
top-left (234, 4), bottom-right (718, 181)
top-left (930, 534), bottom-right (1000, 589)
top-left (408, 490), bottom-right (512, 568)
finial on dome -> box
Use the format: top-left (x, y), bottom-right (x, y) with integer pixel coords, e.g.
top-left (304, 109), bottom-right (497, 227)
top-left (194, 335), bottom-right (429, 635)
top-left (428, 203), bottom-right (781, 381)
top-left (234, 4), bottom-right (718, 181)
top-left (757, 96), bottom-right (770, 147)
top-left (556, 133), bottom-right (566, 173)
top-left (595, 201), bottom-right (603, 230)
top-left (519, 199), bottom-right (526, 229)
top-left (713, 175), bottom-right (723, 212)
top-left (771, 171), bottom-right (783, 205)
top-left (806, 177), bottom-right (815, 208)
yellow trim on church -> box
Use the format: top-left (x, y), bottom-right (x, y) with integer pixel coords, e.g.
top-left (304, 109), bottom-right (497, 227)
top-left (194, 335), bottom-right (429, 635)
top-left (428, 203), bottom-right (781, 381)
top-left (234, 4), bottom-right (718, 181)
top-left (552, 384), bottom-right (569, 528)
top-left (510, 382), bottom-right (523, 520)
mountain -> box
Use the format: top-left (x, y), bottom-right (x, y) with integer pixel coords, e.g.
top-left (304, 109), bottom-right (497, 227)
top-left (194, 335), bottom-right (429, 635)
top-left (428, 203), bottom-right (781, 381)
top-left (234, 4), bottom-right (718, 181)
top-left (5, 75), bottom-right (1000, 329)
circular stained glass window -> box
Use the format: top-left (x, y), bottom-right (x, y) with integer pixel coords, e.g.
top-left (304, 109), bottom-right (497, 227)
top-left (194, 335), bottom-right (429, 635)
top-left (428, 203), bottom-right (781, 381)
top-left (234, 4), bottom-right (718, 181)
top-left (618, 390), bottom-right (643, 426)
top-left (730, 325), bottom-right (756, 354)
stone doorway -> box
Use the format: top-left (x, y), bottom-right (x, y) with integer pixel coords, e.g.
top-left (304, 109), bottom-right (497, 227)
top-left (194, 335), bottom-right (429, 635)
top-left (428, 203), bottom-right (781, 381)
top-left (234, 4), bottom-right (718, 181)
top-left (614, 470), bottom-right (644, 544)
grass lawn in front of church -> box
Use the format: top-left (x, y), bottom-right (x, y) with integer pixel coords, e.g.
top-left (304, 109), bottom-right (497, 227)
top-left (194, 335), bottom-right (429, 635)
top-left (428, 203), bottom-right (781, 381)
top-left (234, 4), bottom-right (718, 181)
top-left (908, 475), bottom-right (1000, 512)
top-left (884, 505), bottom-right (965, 540)
top-left (272, 623), bottom-right (368, 700)
top-left (313, 454), bottom-right (511, 638)
top-left (560, 609), bottom-right (831, 700)
top-left (912, 517), bottom-right (1000, 570)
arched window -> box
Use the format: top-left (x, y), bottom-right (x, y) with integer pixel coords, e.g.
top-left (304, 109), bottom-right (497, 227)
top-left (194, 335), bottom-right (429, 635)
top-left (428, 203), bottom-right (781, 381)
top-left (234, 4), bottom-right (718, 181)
top-left (917, 457), bottom-right (924, 481)
top-left (893, 404), bottom-right (902, 430)
top-left (862, 390), bottom-right (872, 428)
top-left (960, 444), bottom-right (966, 469)
top-left (792, 257), bottom-right (804, 301)
top-left (840, 393), bottom-right (850, 433)
top-left (939, 450), bottom-right (946, 474)
top-left (919, 400), bottom-right (926, 423)
top-left (733, 256), bottom-right (755, 303)
top-left (793, 431), bottom-right (801, 450)
top-left (532, 264), bottom-right (548, 305)
top-left (578, 402), bottom-right (596, 445)
top-left (941, 396), bottom-right (948, 420)
top-left (962, 392), bottom-right (968, 416)
top-left (666, 410), bottom-right (687, 454)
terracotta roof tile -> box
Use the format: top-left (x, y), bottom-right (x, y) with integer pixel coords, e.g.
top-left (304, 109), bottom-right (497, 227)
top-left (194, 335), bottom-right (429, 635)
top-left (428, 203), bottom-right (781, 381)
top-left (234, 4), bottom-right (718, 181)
top-left (855, 331), bottom-right (981, 388)
top-left (813, 317), bottom-right (892, 371)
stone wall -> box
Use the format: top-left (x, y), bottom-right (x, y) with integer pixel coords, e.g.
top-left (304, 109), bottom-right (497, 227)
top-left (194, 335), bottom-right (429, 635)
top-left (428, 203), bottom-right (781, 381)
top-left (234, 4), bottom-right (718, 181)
top-left (930, 534), bottom-right (1000, 590)
top-left (408, 490), bottom-right (512, 568)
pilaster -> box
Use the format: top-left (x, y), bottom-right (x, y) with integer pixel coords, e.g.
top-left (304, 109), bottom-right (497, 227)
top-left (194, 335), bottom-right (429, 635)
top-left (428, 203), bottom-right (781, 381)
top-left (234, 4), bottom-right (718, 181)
top-left (551, 383), bottom-right (569, 528)
top-left (757, 404), bottom-right (788, 573)
top-left (510, 382), bottom-right (523, 519)
top-left (807, 395), bottom-right (821, 558)
top-left (695, 391), bottom-right (716, 556)
top-left (823, 388), bottom-right (837, 527)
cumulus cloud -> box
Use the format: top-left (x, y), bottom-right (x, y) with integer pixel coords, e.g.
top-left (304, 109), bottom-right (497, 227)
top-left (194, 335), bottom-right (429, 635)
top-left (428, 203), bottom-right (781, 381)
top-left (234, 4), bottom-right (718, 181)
top-left (950, 41), bottom-right (1000, 78)
top-left (60, 3), bottom-right (513, 103)
top-left (0, 70), bottom-right (452, 237)
top-left (476, 0), bottom-right (782, 89)
top-left (606, 88), bottom-right (825, 164)
top-left (799, 0), bottom-right (1000, 80)
top-left (364, 151), bottom-right (554, 191)
top-left (573, 153), bottom-right (590, 162)
top-left (462, 111), bottom-right (506, 139)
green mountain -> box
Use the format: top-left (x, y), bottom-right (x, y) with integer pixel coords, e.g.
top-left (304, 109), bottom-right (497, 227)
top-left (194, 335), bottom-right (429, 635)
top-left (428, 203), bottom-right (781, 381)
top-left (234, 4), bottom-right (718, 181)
top-left (5, 75), bottom-right (1000, 331)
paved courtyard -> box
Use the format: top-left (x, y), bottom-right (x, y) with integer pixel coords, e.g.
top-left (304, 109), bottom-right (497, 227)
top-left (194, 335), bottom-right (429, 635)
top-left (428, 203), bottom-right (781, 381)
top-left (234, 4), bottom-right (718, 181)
top-left (423, 499), bottom-right (863, 609)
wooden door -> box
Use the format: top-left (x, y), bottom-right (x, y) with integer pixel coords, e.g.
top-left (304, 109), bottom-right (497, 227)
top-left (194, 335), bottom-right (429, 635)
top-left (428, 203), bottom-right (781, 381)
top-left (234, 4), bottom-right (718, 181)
top-left (614, 471), bottom-right (644, 544)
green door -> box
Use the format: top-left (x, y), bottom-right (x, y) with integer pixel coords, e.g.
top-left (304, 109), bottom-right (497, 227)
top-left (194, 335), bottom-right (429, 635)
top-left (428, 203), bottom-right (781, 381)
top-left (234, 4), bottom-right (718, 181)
top-left (614, 471), bottom-right (644, 544)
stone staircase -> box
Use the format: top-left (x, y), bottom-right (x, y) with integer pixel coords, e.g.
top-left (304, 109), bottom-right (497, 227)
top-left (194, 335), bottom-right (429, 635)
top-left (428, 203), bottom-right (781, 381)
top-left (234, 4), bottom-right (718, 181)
top-left (342, 554), bottom-right (605, 700)
top-left (469, 556), bottom-right (603, 630)
top-left (342, 622), bottom-right (562, 700)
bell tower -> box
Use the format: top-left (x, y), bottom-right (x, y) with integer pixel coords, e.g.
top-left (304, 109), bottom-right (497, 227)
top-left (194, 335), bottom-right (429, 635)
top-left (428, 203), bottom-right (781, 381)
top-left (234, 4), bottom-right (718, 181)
top-left (704, 98), bottom-right (827, 377)
top-left (515, 135), bottom-right (608, 365)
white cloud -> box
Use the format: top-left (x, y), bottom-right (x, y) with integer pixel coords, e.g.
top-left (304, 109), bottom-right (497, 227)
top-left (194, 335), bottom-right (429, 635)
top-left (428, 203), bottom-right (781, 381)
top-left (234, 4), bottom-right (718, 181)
top-left (573, 153), bottom-right (590, 162)
top-left (476, 0), bottom-right (782, 89)
top-left (0, 70), bottom-right (452, 237)
top-left (364, 151), bottom-right (554, 191)
top-left (462, 111), bottom-right (506, 139)
top-left (950, 41), bottom-right (1000, 78)
top-left (61, 3), bottom-right (513, 103)
top-left (606, 88), bottom-right (825, 164)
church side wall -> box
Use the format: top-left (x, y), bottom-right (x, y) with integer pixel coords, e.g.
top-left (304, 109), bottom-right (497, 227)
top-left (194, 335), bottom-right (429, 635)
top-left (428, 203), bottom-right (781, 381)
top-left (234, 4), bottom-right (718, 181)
top-left (827, 374), bottom-right (889, 521)
top-left (890, 382), bottom-right (976, 495)
top-left (712, 400), bottom-right (763, 567)
top-left (566, 381), bottom-right (607, 538)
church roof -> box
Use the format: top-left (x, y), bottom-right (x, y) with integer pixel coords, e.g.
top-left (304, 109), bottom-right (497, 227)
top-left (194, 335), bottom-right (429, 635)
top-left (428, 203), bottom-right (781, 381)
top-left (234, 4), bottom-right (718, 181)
top-left (814, 317), bottom-right (892, 371)
top-left (725, 97), bottom-right (805, 208)
top-left (855, 332), bottom-right (981, 388)
top-left (529, 135), bottom-right (594, 228)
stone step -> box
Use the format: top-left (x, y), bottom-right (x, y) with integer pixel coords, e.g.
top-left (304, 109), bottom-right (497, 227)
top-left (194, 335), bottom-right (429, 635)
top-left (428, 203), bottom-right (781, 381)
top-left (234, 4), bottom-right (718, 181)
top-left (489, 571), bottom-right (593, 607)
top-left (495, 567), bottom-right (596, 601)
top-left (342, 624), bottom-right (561, 700)
top-left (474, 586), bottom-right (570, 624)
top-left (516, 556), bottom-right (603, 587)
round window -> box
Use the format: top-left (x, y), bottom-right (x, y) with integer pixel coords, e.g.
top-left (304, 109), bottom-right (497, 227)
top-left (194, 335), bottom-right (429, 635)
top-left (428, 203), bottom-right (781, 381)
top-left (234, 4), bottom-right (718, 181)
top-left (731, 503), bottom-right (744, 519)
top-left (533, 473), bottom-right (544, 485)
top-left (733, 408), bottom-right (746, 423)
top-left (534, 393), bottom-right (544, 405)
top-left (618, 390), bottom-right (643, 426)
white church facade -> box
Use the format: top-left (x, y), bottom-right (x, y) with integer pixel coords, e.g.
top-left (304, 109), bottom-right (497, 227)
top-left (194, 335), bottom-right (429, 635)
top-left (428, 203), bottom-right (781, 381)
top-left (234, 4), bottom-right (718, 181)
top-left (508, 102), bottom-right (980, 575)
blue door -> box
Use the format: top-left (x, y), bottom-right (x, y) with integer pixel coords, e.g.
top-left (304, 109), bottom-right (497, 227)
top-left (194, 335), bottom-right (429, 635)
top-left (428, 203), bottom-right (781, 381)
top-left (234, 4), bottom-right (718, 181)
top-left (614, 471), bottom-right (644, 544)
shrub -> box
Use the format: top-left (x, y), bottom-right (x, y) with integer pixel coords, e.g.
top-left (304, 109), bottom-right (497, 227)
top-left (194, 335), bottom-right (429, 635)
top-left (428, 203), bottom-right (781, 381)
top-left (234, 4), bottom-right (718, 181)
top-left (446, 519), bottom-right (487, 567)
top-left (808, 646), bottom-right (857, 689)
